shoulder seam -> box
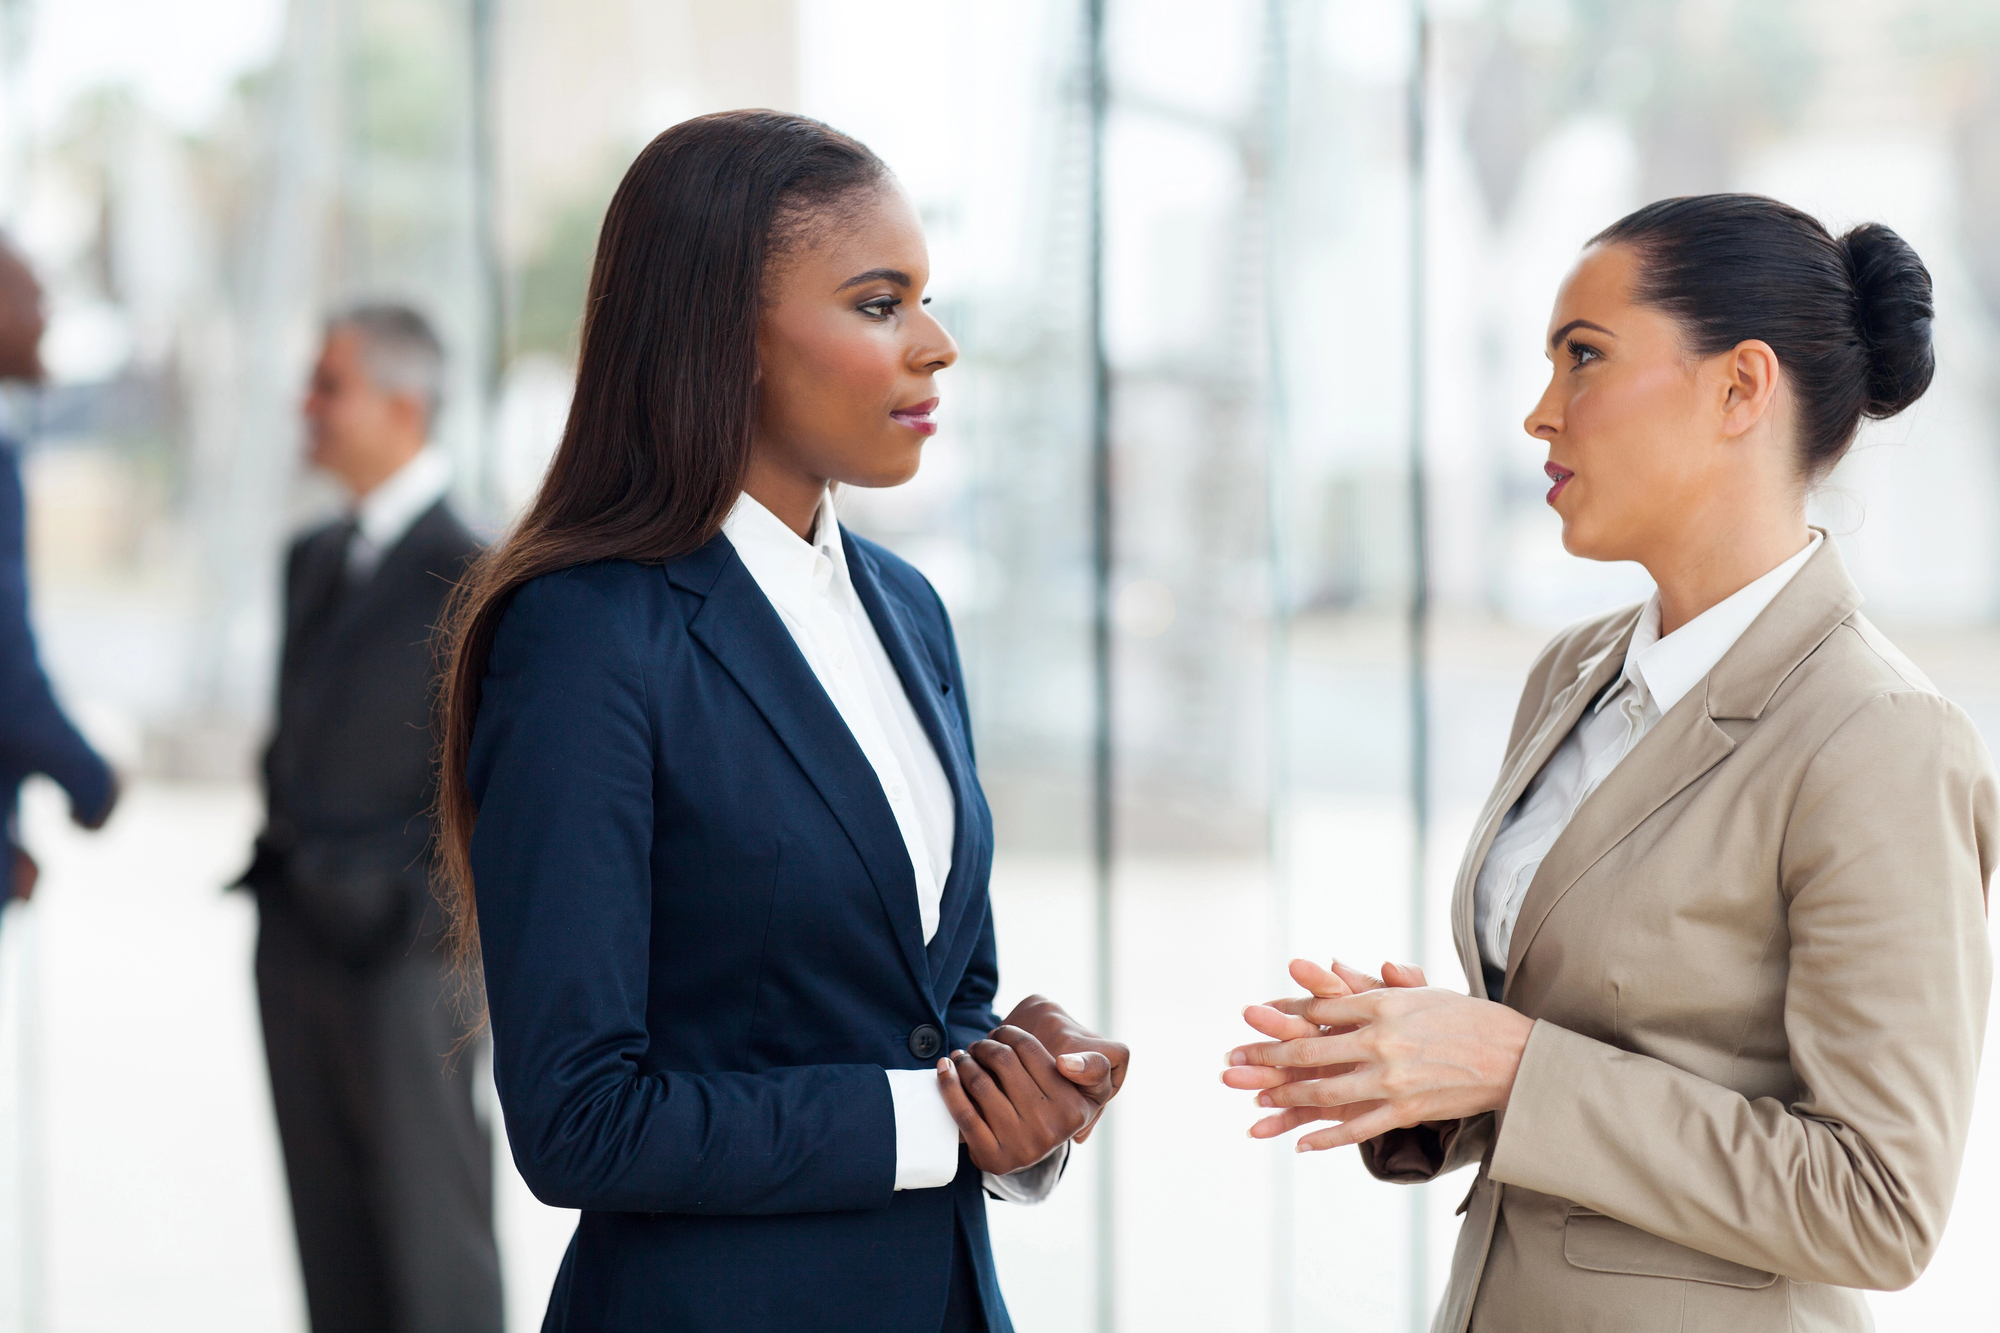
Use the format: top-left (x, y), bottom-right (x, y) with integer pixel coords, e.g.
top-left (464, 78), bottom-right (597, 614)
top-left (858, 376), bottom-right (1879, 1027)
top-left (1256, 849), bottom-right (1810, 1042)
top-left (1827, 619), bottom-right (1937, 694)
top-left (1782, 685), bottom-right (1957, 876)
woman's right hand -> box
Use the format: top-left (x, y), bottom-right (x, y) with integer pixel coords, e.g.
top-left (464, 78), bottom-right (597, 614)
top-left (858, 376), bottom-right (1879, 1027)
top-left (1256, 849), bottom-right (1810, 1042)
top-left (936, 1026), bottom-right (1111, 1175)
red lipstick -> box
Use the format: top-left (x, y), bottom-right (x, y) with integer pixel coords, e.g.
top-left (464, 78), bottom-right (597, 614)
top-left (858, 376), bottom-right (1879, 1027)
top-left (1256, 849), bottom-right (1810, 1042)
top-left (1544, 462), bottom-right (1573, 505)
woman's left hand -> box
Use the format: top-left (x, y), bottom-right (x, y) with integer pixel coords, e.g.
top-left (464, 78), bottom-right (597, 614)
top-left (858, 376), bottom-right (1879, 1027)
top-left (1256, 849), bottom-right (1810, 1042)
top-left (1000, 994), bottom-right (1128, 1142)
top-left (1222, 959), bottom-right (1534, 1152)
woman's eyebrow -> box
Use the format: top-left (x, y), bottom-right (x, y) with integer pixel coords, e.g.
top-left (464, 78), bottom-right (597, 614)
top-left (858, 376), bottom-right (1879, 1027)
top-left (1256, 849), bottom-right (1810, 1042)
top-left (836, 267), bottom-right (912, 291)
top-left (1548, 318), bottom-right (1616, 350)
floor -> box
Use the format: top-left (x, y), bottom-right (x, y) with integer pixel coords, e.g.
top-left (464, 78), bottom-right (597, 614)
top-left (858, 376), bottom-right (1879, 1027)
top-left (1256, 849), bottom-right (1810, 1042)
top-left (0, 778), bottom-right (1996, 1332)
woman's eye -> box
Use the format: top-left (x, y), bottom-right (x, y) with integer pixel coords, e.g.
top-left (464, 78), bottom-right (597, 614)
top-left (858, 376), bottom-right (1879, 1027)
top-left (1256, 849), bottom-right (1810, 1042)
top-left (858, 298), bottom-right (900, 320)
top-left (1567, 339), bottom-right (1601, 367)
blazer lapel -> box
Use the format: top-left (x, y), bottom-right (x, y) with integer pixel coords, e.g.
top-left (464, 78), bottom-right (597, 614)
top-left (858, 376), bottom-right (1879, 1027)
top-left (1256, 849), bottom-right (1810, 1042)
top-left (667, 536), bottom-right (934, 1000)
top-left (320, 502), bottom-right (448, 646)
top-left (1500, 692), bottom-right (1737, 990)
top-left (840, 531), bottom-right (983, 983)
top-left (1500, 534), bottom-right (1865, 992)
top-left (1448, 617), bottom-right (1636, 995)
top-left (1705, 534), bottom-right (1864, 723)
top-left (290, 523), bottom-right (351, 647)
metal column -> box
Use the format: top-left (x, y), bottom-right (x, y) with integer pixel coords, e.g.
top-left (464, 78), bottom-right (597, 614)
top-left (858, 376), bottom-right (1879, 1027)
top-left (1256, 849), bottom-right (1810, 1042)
top-left (1405, 5), bottom-right (1433, 1331)
top-left (1085, 2), bottom-right (1116, 1330)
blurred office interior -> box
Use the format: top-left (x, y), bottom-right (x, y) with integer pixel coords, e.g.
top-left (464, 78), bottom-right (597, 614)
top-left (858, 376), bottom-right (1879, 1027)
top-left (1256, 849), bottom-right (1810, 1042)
top-left (4, 0), bottom-right (2000, 1330)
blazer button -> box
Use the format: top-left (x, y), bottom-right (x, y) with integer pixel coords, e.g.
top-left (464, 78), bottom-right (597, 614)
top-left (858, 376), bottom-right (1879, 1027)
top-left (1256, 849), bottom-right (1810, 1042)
top-left (908, 1024), bottom-right (944, 1060)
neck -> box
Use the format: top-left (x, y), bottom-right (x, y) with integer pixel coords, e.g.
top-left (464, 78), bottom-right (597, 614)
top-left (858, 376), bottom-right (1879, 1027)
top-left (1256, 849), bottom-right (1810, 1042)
top-left (1643, 504), bottom-right (1811, 635)
top-left (344, 441), bottom-right (424, 501)
top-left (740, 453), bottom-right (826, 540)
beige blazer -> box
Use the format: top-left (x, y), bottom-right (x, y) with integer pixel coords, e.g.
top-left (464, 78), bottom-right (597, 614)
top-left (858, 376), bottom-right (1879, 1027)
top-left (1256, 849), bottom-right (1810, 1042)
top-left (1361, 538), bottom-right (1997, 1333)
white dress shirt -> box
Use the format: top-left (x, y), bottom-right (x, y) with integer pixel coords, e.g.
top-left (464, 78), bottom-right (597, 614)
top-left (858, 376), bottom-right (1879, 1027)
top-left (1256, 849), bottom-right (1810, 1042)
top-left (345, 446), bottom-right (452, 580)
top-left (721, 491), bottom-right (1065, 1202)
top-left (1473, 533), bottom-right (1823, 986)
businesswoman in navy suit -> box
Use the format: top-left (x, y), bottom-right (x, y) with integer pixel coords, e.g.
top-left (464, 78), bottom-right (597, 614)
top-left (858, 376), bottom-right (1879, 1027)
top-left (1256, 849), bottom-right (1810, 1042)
top-left (436, 111), bottom-right (1128, 1333)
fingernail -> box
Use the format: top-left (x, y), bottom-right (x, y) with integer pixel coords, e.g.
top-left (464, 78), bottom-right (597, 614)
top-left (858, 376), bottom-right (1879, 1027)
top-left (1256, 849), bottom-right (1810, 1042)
top-left (1257, 1093), bottom-right (1272, 1108)
top-left (937, 1058), bottom-right (950, 1073)
top-left (1060, 1053), bottom-right (1087, 1071)
top-left (1227, 1050), bottom-right (1246, 1066)
top-left (1295, 1141), bottom-right (1311, 1153)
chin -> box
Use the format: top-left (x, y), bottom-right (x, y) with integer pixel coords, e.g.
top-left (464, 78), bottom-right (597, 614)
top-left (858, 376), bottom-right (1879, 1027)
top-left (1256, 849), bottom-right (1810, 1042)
top-left (1554, 505), bottom-right (1593, 558)
top-left (1558, 527), bottom-right (1607, 561)
top-left (843, 449), bottom-right (924, 490)
top-left (1556, 516), bottom-right (1631, 565)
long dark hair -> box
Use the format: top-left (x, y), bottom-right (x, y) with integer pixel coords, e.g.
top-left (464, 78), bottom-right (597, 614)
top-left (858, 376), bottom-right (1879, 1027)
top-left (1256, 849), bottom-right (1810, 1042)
top-left (436, 110), bottom-right (886, 985)
top-left (1593, 193), bottom-right (1934, 476)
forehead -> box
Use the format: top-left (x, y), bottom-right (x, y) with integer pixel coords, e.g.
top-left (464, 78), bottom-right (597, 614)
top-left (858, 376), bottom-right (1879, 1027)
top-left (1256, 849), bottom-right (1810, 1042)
top-left (783, 184), bottom-right (928, 279)
top-left (1549, 242), bottom-right (1639, 329)
top-left (317, 326), bottom-right (369, 372)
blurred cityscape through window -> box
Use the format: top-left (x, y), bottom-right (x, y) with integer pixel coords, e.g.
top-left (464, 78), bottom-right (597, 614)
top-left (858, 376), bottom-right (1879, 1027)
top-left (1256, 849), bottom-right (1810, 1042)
top-left (3, 2), bottom-right (2000, 1331)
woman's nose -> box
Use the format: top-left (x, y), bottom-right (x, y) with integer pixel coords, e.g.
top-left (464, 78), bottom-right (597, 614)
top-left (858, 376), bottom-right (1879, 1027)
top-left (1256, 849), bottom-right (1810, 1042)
top-left (1524, 376), bottom-right (1563, 439)
top-left (915, 308), bottom-right (959, 372)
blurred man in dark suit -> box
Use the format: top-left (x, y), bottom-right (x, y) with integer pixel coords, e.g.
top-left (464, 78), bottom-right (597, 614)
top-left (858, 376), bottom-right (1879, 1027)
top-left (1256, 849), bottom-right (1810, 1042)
top-left (0, 239), bottom-right (116, 910)
top-left (239, 304), bottom-right (501, 1333)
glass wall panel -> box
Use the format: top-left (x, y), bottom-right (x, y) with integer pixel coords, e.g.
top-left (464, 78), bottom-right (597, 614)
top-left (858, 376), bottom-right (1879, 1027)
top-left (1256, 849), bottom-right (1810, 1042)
top-left (796, 4), bottom-right (1103, 1326)
top-left (5, 2), bottom-right (2000, 1331)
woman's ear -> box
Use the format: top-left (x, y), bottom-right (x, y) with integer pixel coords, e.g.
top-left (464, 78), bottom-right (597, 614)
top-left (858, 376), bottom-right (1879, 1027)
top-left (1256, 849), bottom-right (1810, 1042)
top-left (1717, 338), bottom-right (1781, 440)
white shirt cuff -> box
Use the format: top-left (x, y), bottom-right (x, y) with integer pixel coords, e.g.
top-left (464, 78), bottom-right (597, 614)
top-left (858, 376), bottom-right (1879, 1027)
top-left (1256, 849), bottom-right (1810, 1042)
top-left (885, 1067), bottom-right (963, 1190)
top-left (983, 1139), bottom-right (1069, 1205)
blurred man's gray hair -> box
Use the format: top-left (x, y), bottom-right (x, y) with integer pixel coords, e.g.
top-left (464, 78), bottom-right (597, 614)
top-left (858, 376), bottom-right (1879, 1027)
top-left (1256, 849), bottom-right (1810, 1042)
top-left (328, 303), bottom-right (447, 429)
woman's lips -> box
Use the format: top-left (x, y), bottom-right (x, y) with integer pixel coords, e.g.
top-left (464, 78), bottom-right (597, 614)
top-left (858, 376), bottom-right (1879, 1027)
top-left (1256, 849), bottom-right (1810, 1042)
top-left (1545, 462), bottom-right (1574, 505)
top-left (891, 398), bottom-right (939, 436)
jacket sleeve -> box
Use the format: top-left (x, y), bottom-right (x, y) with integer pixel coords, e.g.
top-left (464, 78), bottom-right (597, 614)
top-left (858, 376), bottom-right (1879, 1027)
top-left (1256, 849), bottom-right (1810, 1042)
top-left (1488, 689), bottom-right (1995, 1289)
top-left (0, 445), bottom-right (112, 821)
top-left (469, 570), bottom-right (895, 1216)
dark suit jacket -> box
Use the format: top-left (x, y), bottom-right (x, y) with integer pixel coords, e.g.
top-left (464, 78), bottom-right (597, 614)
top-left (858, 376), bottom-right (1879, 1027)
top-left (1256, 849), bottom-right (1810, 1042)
top-left (0, 437), bottom-right (111, 846)
top-left (244, 500), bottom-right (479, 965)
top-left (467, 528), bottom-right (1009, 1333)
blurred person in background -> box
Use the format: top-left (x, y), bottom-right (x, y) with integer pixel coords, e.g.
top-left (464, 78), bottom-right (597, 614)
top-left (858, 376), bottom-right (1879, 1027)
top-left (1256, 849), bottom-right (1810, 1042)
top-left (1225, 196), bottom-right (1991, 1332)
top-left (0, 239), bottom-right (117, 914)
top-left (238, 304), bottom-right (501, 1333)
top-left (435, 111), bottom-right (1127, 1333)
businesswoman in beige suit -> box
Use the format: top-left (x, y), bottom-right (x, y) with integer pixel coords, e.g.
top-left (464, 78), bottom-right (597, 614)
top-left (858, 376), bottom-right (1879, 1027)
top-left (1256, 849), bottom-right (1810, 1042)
top-left (1223, 193), bottom-right (1997, 1332)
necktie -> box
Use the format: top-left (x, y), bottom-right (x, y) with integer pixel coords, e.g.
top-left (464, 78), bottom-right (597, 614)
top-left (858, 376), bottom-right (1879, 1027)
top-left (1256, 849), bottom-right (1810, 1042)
top-left (340, 516), bottom-right (381, 584)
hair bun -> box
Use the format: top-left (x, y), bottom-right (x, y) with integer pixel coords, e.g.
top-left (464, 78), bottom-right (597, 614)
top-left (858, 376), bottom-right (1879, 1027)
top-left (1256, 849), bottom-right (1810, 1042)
top-left (1840, 222), bottom-right (1935, 418)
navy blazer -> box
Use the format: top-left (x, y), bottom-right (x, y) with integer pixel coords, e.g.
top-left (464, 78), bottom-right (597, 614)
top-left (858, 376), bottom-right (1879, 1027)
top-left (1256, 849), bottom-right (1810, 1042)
top-left (0, 437), bottom-right (111, 854)
top-left (468, 527), bottom-right (1011, 1333)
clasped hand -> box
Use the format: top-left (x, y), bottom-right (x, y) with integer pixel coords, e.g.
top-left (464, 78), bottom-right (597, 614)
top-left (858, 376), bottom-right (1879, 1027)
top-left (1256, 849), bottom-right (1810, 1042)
top-left (1221, 957), bottom-right (1532, 1153)
top-left (935, 994), bottom-right (1129, 1175)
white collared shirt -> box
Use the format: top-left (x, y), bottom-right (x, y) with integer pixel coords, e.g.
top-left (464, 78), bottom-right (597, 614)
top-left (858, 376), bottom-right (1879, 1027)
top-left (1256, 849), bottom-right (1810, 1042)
top-left (722, 490), bottom-right (1064, 1202)
top-left (346, 446), bottom-right (452, 580)
top-left (1472, 533), bottom-right (1823, 985)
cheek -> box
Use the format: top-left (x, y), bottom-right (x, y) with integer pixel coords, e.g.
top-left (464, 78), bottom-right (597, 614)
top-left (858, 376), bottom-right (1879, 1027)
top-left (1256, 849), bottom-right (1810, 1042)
top-left (332, 396), bottom-right (380, 441)
top-left (771, 322), bottom-right (901, 422)
top-left (1569, 369), bottom-right (1699, 503)
top-left (315, 397), bottom-right (354, 442)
